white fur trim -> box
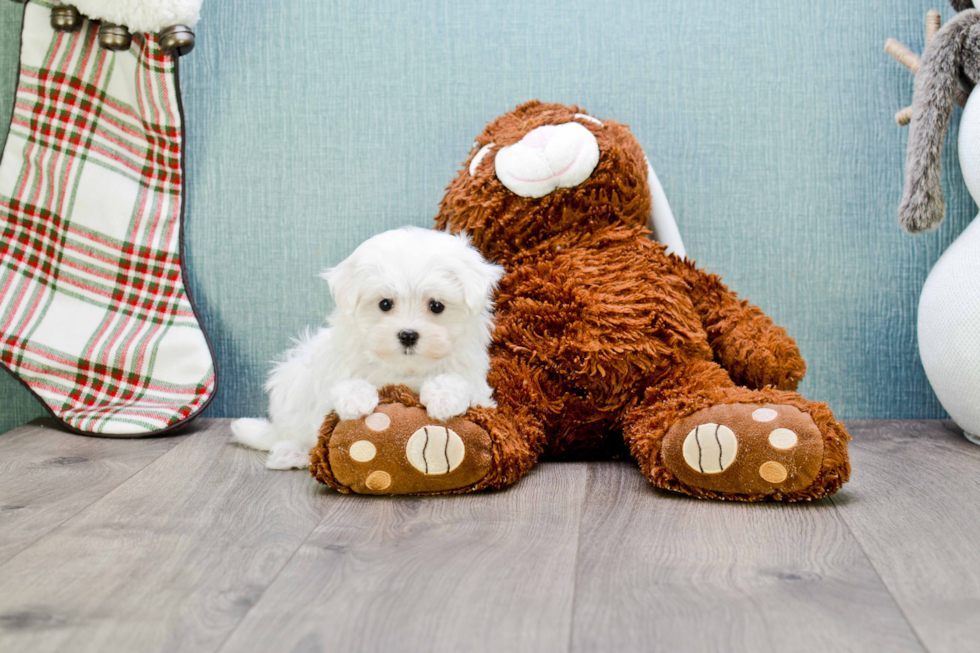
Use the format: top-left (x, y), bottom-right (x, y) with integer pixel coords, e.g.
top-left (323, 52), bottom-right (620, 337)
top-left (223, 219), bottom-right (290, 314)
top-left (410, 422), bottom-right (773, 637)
top-left (67, 0), bottom-right (202, 33)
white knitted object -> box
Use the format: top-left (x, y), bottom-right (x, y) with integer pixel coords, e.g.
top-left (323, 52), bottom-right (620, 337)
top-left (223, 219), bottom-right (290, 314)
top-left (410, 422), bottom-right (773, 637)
top-left (64, 0), bottom-right (201, 33)
top-left (917, 90), bottom-right (980, 443)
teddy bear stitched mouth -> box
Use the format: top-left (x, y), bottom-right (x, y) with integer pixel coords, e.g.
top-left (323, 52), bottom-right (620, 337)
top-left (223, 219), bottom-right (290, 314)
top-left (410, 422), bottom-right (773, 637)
top-left (504, 148), bottom-right (583, 183)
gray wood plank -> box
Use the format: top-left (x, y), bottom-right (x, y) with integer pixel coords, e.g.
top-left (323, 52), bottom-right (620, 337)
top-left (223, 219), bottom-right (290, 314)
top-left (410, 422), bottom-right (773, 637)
top-left (569, 460), bottom-right (925, 653)
top-left (218, 462), bottom-right (588, 653)
top-left (0, 419), bottom-right (330, 653)
top-left (0, 418), bottom-right (182, 566)
top-left (4, 419), bottom-right (974, 653)
top-left (833, 420), bottom-right (980, 653)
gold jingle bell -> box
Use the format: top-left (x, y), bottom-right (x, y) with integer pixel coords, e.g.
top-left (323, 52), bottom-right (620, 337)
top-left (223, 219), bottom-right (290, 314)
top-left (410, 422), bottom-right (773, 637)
top-left (50, 5), bottom-right (82, 32)
top-left (159, 25), bottom-right (195, 56)
top-left (99, 22), bottom-right (132, 51)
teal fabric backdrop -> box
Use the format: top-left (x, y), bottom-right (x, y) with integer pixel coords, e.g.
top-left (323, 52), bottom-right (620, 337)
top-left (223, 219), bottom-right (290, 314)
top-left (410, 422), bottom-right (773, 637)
top-left (0, 0), bottom-right (974, 434)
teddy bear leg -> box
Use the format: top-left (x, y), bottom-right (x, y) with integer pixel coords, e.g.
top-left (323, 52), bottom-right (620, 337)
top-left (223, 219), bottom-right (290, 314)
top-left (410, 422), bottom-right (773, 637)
top-left (623, 360), bottom-right (850, 502)
top-left (309, 385), bottom-right (541, 495)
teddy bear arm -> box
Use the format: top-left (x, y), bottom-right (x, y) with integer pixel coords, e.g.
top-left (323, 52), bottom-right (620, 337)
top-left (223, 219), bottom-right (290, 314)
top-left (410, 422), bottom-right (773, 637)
top-left (680, 264), bottom-right (806, 391)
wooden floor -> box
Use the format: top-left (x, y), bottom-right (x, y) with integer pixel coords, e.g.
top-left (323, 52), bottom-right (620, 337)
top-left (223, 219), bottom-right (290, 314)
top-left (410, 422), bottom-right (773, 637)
top-left (0, 419), bottom-right (978, 652)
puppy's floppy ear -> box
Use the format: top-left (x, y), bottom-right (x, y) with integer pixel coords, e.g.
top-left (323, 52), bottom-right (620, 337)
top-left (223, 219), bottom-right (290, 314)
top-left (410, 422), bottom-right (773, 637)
top-left (320, 256), bottom-right (360, 312)
top-left (952, 1), bottom-right (975, 12)
top-left (450, 237), bottom-right (505, 313)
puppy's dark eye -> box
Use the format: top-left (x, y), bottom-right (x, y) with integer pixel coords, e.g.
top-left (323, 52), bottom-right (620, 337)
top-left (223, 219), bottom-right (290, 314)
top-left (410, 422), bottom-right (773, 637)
top-left (428, 300), bottom-right (445, 314)
top-left (379, 299), bottom-right (394, 312)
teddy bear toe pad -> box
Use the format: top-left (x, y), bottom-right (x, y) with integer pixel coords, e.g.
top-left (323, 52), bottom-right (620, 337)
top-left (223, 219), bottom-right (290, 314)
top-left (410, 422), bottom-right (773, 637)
top-left (326, 404), bottom-right (492, 495)
top-left (662, 404), bottom-right (824, 496)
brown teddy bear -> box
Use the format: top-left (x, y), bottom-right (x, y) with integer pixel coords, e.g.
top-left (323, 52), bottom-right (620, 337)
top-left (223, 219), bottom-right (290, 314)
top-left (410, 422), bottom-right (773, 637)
top-left (310, 101), bottom-right (850, 502)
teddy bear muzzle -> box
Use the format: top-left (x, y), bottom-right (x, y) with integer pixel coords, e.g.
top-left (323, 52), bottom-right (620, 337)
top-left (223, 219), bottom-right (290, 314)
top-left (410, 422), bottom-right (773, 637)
top-left (494, 122), bottom-right (600, 198)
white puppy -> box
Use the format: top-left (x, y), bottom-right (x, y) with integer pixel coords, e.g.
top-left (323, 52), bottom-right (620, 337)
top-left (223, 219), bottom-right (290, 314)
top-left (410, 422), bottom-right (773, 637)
top-left (231, 227), bottom-right (504, 470)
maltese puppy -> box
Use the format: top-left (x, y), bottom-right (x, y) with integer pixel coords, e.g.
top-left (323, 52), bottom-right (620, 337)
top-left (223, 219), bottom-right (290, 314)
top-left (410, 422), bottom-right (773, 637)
top-left (231, 227), bottom-right (504, 470)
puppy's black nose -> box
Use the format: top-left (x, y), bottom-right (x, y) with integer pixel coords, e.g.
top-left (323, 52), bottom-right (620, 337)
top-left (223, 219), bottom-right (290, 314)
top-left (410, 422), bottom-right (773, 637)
top-left (398, 330), bottom-right (419, 347)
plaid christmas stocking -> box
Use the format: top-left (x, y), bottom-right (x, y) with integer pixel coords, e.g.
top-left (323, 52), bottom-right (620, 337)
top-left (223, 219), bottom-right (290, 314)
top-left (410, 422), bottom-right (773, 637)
top-left (0, 0), bottom-right (214, 436)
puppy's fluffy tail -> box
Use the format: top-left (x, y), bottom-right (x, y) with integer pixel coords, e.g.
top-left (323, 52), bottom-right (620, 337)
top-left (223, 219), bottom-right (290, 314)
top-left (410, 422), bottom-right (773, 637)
top-left (230, 418), bottom-right (279, 452)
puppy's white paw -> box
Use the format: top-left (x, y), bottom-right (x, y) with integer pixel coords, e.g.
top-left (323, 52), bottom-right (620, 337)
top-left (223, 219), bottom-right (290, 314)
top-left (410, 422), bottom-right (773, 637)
top-left (473, 386), bottom-right (496, 409)
top-left (266, 441), bottom-right (310, 470)
top-left (331, 379), bottom-right (380, 420)
top-left (421, 374), bottom-right (473, 421)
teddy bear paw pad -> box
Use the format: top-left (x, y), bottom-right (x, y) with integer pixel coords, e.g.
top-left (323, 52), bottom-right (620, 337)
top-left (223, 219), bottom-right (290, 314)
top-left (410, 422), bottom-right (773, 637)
top-left (661, 403), bottom-right (825, 496)
top-left (326, 404), bottom-right (493, 494)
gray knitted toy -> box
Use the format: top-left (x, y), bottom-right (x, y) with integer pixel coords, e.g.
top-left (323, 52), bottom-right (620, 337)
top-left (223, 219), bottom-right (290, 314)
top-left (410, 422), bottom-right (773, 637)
top-left (892, 1), bottom-right (980, 232)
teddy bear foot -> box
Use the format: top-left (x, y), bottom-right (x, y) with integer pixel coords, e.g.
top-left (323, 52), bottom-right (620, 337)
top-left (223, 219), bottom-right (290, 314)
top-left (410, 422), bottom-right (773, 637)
top-left (310, 403), bottom-right (494, 495)
top-left (659, 403), bottom-right (830, 499)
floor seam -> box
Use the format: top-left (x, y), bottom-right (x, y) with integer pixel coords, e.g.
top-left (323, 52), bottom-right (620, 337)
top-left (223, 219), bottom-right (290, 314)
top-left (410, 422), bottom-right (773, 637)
top-left (210, 490), bottom-right (338, 653)
top-left (829, 490), bottom-right (931, 653)
top-left (565, 461), bottom-right (591, 653)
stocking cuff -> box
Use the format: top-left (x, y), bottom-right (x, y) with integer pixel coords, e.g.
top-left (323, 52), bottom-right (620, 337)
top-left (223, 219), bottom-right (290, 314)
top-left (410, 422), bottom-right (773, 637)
top-left (62, 0), bottom-right (201, 33)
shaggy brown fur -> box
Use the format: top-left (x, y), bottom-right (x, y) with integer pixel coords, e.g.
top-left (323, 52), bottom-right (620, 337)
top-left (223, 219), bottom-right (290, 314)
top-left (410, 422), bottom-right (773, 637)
top-left (312, 101), bottom-right (850, 501)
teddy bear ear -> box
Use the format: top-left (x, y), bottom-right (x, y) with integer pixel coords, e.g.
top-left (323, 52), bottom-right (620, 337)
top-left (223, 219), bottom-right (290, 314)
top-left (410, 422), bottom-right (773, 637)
top-left (644, 156), bottom-right (687, 259)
